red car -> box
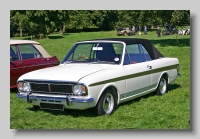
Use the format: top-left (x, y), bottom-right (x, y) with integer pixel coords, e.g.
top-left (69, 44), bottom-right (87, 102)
top-left (10, 40), bottom-right (60, 88)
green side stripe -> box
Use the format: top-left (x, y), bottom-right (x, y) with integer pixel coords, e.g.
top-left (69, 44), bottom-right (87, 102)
top-left (88, 64), bottom-right (179, 87)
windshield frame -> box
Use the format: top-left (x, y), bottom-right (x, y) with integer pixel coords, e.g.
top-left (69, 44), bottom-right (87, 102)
top-left (61, 41), bottom-right (125, 65)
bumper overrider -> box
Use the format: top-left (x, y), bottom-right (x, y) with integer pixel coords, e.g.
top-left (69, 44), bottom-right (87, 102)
top-left (16, 93), bottom-right (95, 111)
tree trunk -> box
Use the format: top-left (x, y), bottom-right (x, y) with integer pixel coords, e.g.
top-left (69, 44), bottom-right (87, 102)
top-left (46, 28), bottom-right (49, 39)
top-left (20, 28), bottom-right (23, 37)
top-left (59, 28), bottom-right (63, 36)
top-left (63, 24), bottom-right (65, 34)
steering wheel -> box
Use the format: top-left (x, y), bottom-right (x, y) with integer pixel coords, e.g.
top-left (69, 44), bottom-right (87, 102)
top-left (78, 56), bottom-right (88, 60)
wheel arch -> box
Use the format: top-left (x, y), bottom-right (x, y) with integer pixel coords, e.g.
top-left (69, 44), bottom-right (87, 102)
top-left (96, 84), bottom-right (120, 106)
top-left (156, 71), bottom-right (169, 88)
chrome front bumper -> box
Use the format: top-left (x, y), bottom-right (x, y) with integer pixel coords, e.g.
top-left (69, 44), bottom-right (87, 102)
top-left (17, 93), bottom-right (95, 110)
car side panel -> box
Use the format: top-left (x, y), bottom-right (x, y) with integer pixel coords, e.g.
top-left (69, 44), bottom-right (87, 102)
top-left (22, 58), bottom-right (46, 74)
top-left (40, 57), bottom-right (60, 68)
top-left (10, 60), bottom-right (24, 88)
top-left (150, 58), bottom-right (179, 88)
top-left (79, 66), bottom-right (126, 104)
top-left (122, 62), bottom-right (152, 100)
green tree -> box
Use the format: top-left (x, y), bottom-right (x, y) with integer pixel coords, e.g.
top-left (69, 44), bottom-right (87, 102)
top-left (171, 10), bottom-right (190, 27)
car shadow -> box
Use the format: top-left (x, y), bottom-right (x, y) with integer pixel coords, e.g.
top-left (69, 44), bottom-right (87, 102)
top-left (28, 107), bottom-right (97, 117)
top-left (10, 88), bottom-right (18, 92)
top-left (150, 38), bottom-right (190, 47)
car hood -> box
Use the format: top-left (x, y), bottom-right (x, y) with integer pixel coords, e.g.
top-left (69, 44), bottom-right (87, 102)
top-left (18, 64), bottom-right (114, 82)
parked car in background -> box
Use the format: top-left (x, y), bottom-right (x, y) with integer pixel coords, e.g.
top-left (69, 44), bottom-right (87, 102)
top-left (162, 24), bottom-right (178, 35)
top-left (178, 28), bottom-right (190, 35)
top-left (16, 38), bottom-right (180, 116)
top-left (117, 27), bottom-right (133, 36)
top-left (10, 40), bottom-right (60, 88)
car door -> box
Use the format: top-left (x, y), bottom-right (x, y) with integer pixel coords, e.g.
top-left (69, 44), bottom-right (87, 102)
top-left (10, 45), bottom-right (24, 88)
top-left (33, 43), bottom-right (59, 68)
top-left (18, 44), bottom-right (46, 74)
top-left (122, 44), bottom-right (152, 98)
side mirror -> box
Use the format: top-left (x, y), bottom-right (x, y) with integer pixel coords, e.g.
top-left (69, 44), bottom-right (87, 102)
top-left (10, 57), bottom-right (12, 62)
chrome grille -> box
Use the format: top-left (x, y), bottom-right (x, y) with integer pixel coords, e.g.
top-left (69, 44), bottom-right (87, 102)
top-left (29, 82), bottom-right (74, 95)
top-left (51, 84), bottom-right (72, 93)
top-left (31, 83), bottom-right (48, 92)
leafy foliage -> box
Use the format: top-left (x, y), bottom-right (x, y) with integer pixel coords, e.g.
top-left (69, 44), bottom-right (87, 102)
top-left (10, 10), bottom-right (190, 37)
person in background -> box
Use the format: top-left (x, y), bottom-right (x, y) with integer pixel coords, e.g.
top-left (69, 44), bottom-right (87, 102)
top-left (132, 26), bottom-right (136, 35)
top-left (156, 26), bottom-right (161, 37)
top-left (144, 26), bottom-right (148, 35)
top-left (138, 26), bottom-right (142, 35)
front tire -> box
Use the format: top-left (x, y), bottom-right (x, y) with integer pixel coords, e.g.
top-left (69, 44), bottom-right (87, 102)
top-left (156, 75), bottom-right (168, 95)
top-left (124, 32), bottom-right (128, 36)
top-left (94, 88), bottom-right (117, 116)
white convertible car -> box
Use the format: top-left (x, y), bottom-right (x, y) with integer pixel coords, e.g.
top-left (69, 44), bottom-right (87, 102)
top-left (16, 38), bottom-right (180, 116)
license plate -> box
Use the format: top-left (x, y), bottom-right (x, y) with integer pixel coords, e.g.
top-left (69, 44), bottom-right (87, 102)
top-left (40, 103), bottom-right (64, 111)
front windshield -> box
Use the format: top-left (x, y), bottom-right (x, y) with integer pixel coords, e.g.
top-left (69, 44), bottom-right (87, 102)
top-left (62, 42), bottom-right (124, 64)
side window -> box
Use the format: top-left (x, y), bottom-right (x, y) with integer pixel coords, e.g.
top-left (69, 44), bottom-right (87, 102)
top-left (139, 44), bottom-right (152, 61)
top-left (10, 45), bottom-right (19, 61)
top-left (19, 44), bottom-right (42, 60)
top-left (33, 45), bottom-right (43, 58)
top-left (124, 44), bottom-right (146, 65)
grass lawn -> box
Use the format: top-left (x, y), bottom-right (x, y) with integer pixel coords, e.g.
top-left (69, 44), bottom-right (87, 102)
top-left (10, 30), bottom-right (190, 129)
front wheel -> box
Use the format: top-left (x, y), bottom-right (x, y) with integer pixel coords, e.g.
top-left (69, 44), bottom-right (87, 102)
top-left (94, 88), bottom-right (117, 116)
top-left (156, 76), bottom-right (168, 95)
top-left (124, 32), bottom-right (128, 36)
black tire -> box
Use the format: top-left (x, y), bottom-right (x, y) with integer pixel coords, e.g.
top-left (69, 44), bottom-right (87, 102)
top-left (124, 32), bottom-right (128, 36)
top-left (94, 88), bottom-right (117, 116)
top-left (156, 75), bottom-right (168, 96)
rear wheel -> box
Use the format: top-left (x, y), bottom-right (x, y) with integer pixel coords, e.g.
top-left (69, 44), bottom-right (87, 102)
top-left (94, 88), bottom-right (117, 116)
top-left (156, 75), bottom-right (168, 95)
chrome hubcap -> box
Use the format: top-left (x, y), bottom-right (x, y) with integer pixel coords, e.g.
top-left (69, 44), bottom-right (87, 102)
top-left (159, 78), bottom-right (166, 94)
top-left (103, 93), bottom-right (114, 114)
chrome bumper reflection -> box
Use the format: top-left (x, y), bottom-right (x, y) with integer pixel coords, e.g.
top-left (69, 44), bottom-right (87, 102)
top-left (16, 93), bottom-right (95, 110)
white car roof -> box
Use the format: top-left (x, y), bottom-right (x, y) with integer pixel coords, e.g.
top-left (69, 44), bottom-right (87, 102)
top-left (10, 40), bottom-right (40, 45)
top-left (10, 40), bottom-right (52, 58)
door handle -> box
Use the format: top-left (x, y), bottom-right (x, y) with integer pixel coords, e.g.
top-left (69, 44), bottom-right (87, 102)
top-left (147, 65), bottom-right (152, 69)
top-left (41, 58), bottom-right (50, 61)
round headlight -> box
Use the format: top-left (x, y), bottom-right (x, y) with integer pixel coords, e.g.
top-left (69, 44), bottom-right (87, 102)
top-left (23, 82), bottom-right (31, 92)
top-left (73, 84), bottom-right (87, 96)
top-left (73, 85), bottom-right (82, 96)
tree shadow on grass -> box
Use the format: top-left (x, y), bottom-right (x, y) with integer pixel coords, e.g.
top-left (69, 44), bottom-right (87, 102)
top-left (150, 38), bottom-right (190, 47)
top-left (13, 33), bottom-right (72, 40)
top-left (27, 84), bottom-right (181, 117)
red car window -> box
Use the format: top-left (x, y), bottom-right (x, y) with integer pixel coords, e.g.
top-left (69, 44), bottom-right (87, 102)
top-left (10, 45), bottom-right (19, 61)
top-left (19, 44), bottom-right (42, 60)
